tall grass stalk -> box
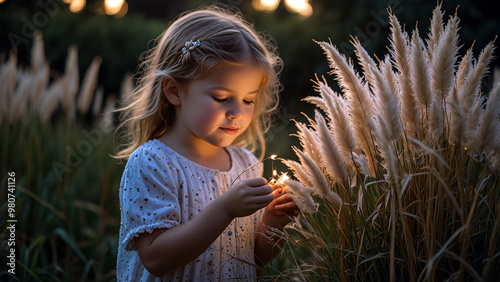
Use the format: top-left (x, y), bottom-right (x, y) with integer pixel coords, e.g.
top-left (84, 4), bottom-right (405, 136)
top-left (277, 5), bottom-right (500, 281)
top-left (1, 31), bottom-right (125, 280)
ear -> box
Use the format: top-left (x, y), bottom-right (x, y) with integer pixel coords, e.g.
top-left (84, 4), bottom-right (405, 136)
top-left (161, 77), bottom-right (181, 106)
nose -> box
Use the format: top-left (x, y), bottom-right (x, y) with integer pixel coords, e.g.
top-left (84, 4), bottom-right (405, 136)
top-left (226, 101), bottom-right (244, 120)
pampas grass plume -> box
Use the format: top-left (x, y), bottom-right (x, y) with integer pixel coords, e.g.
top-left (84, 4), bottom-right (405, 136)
top-left (430, 14), bottom-right (460, 100)
top-left (469, 82), bottom-right (500, 152)
top-left (78, 56), bottom-right (101, 115)
top-left (284, 179), bottom-right (318, 214)
top-left (40, 79), bottom-right (63, 123)
top-left (10, 73), bottom-right (32, 122)
top-left (410, 30), bottom-right (432, 111)
top-left (31, 31), bottom-right (45, 73)
top-left (92, 87), bottom-right (104, 117)
top-left (294, 147), bottom-right (343, 207)
top-left (62, 45), bottom-right (79, 113)
top-left (0, 51), bottom-right (17, 121)
top-left (314, 110), bottom-right (348, 182)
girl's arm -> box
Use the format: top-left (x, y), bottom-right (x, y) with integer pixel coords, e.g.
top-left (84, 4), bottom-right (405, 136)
top-left (134, 177), bottom-right (274, 277)
top-left (254, 187), bottom-right (298, 266)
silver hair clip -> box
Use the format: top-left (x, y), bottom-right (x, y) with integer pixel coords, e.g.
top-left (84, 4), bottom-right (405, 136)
top-left (182, 40), bottom-right (202, 54)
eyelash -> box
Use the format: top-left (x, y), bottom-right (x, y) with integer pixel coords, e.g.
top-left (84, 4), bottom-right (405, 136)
top-left (212, 97), bottom-right (255, 105)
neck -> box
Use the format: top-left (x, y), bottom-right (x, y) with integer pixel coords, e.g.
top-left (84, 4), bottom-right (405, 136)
top-left (158, 129), bottom-right (231, 171)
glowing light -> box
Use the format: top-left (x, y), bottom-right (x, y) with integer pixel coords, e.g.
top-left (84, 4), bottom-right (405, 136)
top-left (252, 0), bottom-right (280, 12)
top-left (270, 172), bottom-right (289, 188)
top-left (284, 0), bottom-right (313, 17)
top-left (270, 154), bottom-right (277, 160)
top-left (464, 147), bottom-right (468, 151)
top-left (105, 0), bottom-right (124, 15)
top-left (0, 0), bottom-right (8, 3)
top-left (69, 0), bottom-right (86, 13)
top-left (277, 172), bottom-right (289, 184)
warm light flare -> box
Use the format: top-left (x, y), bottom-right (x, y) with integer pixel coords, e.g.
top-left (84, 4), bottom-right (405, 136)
top-left (105, 0), bottom-right (124, 15)
top-left (252, 0), bottom-right (280, 12)
top-left (284, 0), bottom-right (313, 17)
top-left (69, 0), bottom-right (85, 13)
top-left (270, 171), bottom-right (289, 188)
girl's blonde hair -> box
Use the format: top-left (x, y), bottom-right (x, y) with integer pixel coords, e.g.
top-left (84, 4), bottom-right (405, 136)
top-left (114, 5), bottom-right (282, 161)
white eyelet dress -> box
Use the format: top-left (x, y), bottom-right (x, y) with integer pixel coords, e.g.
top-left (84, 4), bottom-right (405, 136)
top-left (117, 139), bottom-right (263, 281)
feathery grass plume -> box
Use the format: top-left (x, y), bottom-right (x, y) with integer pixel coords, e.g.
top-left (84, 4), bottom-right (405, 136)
top-left (410, 30), bottom-right (432, 112)
top-left (459, 42), bottom-right (495, 117)
top-left (374, 114), bottom-right (399, 185)
top-left (455, 47), bottom-right (474, 92)
top-left (40, 79), bottom-right (63, 123)
top-left (316, 40), bottom-right (376, 176)
top-left (430, 13), bottom-right (460, 100)
top-left (310, 76), bottom-right (359, 171)
top-left (428, 95), bottom-right (444, 142)
top-left (100, 95), bottom-right (116, 132)
top-left (0, 51), bottom-right (17, 121)
top-left (281, 159), bottom-right (314, 189)
top-left (63, 45), bottom-right (79, 121)
top-left (494, 67), bottom-right (500, 83)
top-left (370, 65), bottom-right (402, 141)
top-left (389, 11), bottom-right (421, 137)
top-left (31, 31), bottom-right (45, 73)
top-left (293, 147), bottom-right (343, 207)
top-left (468, 82), bottom-right (500, 152)
top-left (328, 94), bottom-right (358, 170)
top-left (426, 3), bottom-right (444, 64)
top-left (446, 86), bottom-right (466, 145)
top-left (389, 11), bottom-right (421, 136)
top-left (284, 179), bottom-right (318, 214)
top-left (352, 36), bottom-right (378, 88)
top-left (77, 56), bottom-right (101, 115)
top-left (314, 110), bottom-right (348, 183)
top-left (120, 72), bottom-right (134, 101)
top-left (31, 62), bottom-right (50, 111)
top-left (275, 4), bottom-right (500, 281)
top-left (92, 87), bottom-right (104, 116)
top-left (466, 95), bottom-right (483, 136)
top-left (10, 73), bottom-right (32, 122)
top-left (309, 74), bottom-right (338, 118)
top-left (293, 120), bottom-right (322, 166)
top-left (380, 55), bottom-right (398, 97)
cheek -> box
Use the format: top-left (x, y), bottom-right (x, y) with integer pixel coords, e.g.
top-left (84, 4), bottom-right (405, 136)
top-left (243, 106), bottom-right (255, 124)
top-left (189, 105), bottom-right (221, 127)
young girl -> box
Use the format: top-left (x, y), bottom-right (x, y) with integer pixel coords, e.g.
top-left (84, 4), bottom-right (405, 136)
top-left (115, 6), bottom-right (298, 281)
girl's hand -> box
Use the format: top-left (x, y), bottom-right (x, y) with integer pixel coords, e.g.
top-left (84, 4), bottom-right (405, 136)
top-left (263, 185), bottom-right (298, 228)
top-left (220, 177), bottom-right (274, 218)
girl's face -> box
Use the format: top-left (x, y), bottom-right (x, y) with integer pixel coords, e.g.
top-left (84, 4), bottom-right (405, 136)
top-left (176, 62), bottom-right (265, 149)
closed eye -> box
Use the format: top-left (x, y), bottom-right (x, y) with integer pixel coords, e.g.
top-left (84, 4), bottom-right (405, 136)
top-left (243, 100), bottom-right (255, 105)
top-left (213, 97), bottom-right (227, 103)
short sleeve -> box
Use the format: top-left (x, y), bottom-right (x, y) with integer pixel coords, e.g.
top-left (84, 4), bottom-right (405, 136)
top-left (119, 145), bottom-right (181, 251)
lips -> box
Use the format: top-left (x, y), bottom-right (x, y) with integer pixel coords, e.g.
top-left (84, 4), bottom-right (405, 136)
top-left (220, 126), bottom-right (239, 135)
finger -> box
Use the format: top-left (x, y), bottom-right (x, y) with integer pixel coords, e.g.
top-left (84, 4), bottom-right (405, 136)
top-left (252, 184), bottom-right (272, 196)
top-left (274, 194), bottom-right (294, 205)
top-left (274, 201), bottom-right (298, 212)
top-left (242, 177), bottom-right (268, 187)
top-left (251, 193), bottom-right (275, 205)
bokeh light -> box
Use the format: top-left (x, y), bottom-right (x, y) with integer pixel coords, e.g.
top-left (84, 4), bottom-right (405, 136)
top-left (69, 0), bottom-right (86, 13)
top-left (104, 0), bottom-right (124, 15)
top-left (252, 0), bottom-right (280, 12)
top-left (284, 0), bottom-right (313, 18)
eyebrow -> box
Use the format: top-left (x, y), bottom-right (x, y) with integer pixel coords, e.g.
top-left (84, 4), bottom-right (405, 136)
top-left (209, 87), bottom-right (260, 95)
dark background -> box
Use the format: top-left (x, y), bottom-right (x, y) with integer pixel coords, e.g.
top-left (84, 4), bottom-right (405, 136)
top-left (1, 0), bottom-right (499, 161)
